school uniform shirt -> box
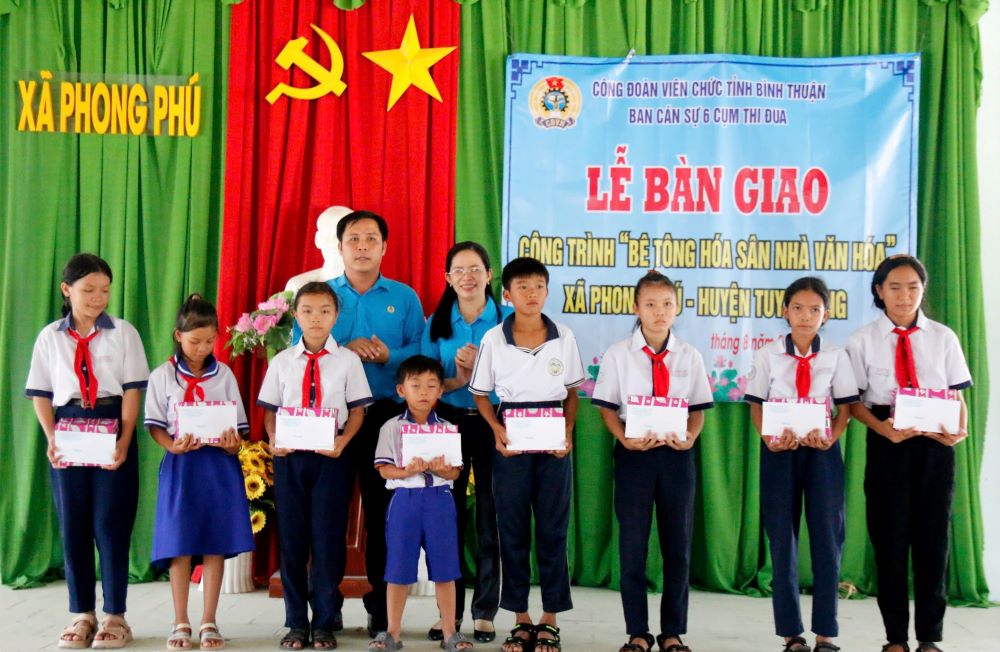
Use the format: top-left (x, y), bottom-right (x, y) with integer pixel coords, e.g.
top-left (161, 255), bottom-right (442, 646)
top-left (420, 300), bottom-right (512, 409)
top-left (374, 410), bottom-right (456, 489)
top-left (25, 312), bottom-right (149, 405)
top-left (469, 314), bottom-right (585, 404)
top-left (591, 328), bottom-right (714, 418)
top-left (846, 310), bottom-right (972, 407)
top-left (744, 334), bottom-right (860, 405)
top-left (257, 337), bottom-right (374, 420)
top-left (291, 275), bottom-right (425, 401)
top-left (144, 356), bottom-right (249, 436)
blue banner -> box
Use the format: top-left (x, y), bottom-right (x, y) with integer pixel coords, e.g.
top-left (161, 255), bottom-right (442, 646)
top-left (502, 53), bottom-right (919, 401)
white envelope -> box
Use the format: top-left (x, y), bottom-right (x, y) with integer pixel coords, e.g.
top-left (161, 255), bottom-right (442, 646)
top-left (401, 427), bottom-right (463, 467)
top-left (893, 393), bottom-right (961, 434)
top-left (275, 407), bottom-right (338, 451)
top-left (55, 421), bottom-right (117, 467)
top-left (505, 415), bottom-right (567, 452)
top-left (176, 402), bottom-right (237, 443)
top-left (762, 401), bottom-right (827, 439)
top-left (625, 396), bottom-right (689, 441)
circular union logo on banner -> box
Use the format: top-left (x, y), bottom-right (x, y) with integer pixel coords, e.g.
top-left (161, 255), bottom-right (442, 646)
top-left (529, 76), bottom-right (581, 129)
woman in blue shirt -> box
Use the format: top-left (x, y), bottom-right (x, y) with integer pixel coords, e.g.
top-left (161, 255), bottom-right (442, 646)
top-left (421, 241), bottom-right (510, 644)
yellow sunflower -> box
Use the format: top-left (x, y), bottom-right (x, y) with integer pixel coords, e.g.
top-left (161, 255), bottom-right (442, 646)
top-left (244, 454), bottom-right (266, 474)
top-left (244, 473), bottom-right (265, 500)
top-left (250, 509), bottom-right (266, 534)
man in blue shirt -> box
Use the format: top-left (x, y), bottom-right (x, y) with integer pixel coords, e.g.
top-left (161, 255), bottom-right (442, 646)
top-left (293, 210), bottom-right (425, 635)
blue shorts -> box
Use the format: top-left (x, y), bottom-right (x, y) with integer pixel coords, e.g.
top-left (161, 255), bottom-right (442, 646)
top-left (384, 485), bottom-right (461, 585)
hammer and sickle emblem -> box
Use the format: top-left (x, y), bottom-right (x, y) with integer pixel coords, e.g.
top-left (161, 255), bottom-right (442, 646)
top-left (266, 24), bottom-right (346, 104)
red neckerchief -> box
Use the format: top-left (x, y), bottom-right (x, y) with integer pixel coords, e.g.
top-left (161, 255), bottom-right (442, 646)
top-left (892, 326), bottom-right (920, 388)
top-left (66, 329), bottom-right (99, 407)
top-left (641, 346), bottom-right (670, 397)
top-left (171, 358), bottom-right (209, 402)
top-left (302, 350), bottom-right (330, 407)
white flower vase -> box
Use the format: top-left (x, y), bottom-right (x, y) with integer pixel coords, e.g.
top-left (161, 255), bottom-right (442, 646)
top-left (199, 551), bottom-right (255, 594)
top-left (409, 548), bottom-right (435, 596)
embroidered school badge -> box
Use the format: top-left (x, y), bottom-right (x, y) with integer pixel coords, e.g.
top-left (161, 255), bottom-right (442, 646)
top-left (547, 358), bottom-right (564, 376)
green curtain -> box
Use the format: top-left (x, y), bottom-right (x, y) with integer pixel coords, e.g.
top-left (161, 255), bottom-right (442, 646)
top-left (455, 0), bottom-right (990, 605)
top-left (0, 0), bottom-right (231, 586)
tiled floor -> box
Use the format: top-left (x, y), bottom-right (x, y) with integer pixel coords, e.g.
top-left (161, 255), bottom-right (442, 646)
top-left (2, 581), bottom-right (997, 651)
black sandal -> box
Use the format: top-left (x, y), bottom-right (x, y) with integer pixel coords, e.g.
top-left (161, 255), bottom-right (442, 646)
top-left (656, 634), bottom-right (691, 652)
top-left (782, 636), bottom-right (810, 652)
top-left (620, 632), bottom-right (655, 652)
top-left (534, 624), bottom-right (561, 652)
top-left (502, 623), bottom-right (536, 652)
top-left (813, 644), bottom-right (839, 652)
top-left (313, 629), bottom-right (338, 650)
top-left (882, 645), bottom-right (910, 652)
top-left (278, 628), bottom-right (310, 650)
top-left (916, 645), bottom-right (943, 652)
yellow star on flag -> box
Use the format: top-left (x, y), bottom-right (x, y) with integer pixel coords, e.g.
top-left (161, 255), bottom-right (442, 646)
top-left (362, 14), bottom-right (456, 111)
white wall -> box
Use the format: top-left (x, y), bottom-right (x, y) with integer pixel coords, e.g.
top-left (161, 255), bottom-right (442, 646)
top-left (977, 8), bottom-right (999, 602)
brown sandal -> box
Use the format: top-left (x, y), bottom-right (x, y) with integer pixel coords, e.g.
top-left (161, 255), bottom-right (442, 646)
top-left (57, 613), bottom-right (97, 649)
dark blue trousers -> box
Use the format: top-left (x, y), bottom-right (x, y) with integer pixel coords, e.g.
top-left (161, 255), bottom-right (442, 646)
top-left (435, 404), bottom-right (501, 621)
top-left (865, 406), bottom-right (954, 645)
top-left (760, 442), bottom-right (845, 638)
top-left (274, 451), bottom-right (354, 631)
top-left (51, 399), bottom-right (138, 615)
top-left (614, 444), bottom-right (695, 637)
top-left (492, 451), bottom-right (573, 614)
top-left (351, 398), bottom-right (405, 627)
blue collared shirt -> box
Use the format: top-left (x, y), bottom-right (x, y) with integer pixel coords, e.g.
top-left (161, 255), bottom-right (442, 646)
top-left (292, 274), bottom-right (425, 400)
top-left (421, 299), bottom-right (511, 408)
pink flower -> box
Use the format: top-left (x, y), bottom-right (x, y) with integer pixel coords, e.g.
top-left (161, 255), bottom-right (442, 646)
top-left (235, 313), bottom-right (253, 332)
top-left (579, 379), bottom-right (596, 397)
top-left (714, 354), bottom-right (727, 369)
top-left (727, 387), bottom-right (743, 401)
top-left (253, 313), bottom-right (279, 335)
top-left (257, 295), bottom-right (290, 315)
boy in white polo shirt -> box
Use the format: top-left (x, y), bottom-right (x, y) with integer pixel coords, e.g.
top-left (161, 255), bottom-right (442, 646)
top-left (368, 356), bottom-right (472, 652)
top-left (470, 257), bottom-right (585, 652)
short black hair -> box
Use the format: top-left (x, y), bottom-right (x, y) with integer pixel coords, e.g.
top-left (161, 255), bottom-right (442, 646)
top-left (783, 276), bottom-right (830, 310)
top-left (336, 210), bottom-right (389, 242)
top-left (396, 355), bottom-right (445, 384)
top-left (871, 254), bottom-right (927, 310)
top-left (501, 257), bottom-right (548, 290)
top-left (294, 282), bottom-right (340, 311)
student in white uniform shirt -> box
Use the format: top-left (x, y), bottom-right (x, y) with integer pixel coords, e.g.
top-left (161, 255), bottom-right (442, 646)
top-left (469, 257), bottom-right (585, 652)
top-left (257, 282), bottom-right (374, 651)
top-left (743, 277), bottom-right (860, 652)
top-left (846, 256), bottom-right (971, 652)
top-left (591, 271), bottom-right (713, 652)
top-left (25, 253), bottom-right (149, 650)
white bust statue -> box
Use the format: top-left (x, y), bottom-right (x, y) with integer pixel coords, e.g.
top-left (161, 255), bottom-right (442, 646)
top-left (284, 205), bottom-right (352, 293)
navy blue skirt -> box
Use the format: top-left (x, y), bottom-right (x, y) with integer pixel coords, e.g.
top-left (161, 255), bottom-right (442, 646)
top-left (152, 445), bottom-right (255, 567)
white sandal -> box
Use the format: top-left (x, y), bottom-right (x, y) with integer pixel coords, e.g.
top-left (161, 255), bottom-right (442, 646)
top-left (166, 623), bottom-right (192, 650)
top-left (199, 622), bottom-right (226, 650)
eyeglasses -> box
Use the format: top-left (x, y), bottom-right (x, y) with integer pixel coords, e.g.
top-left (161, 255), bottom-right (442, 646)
top-left (447, 266), bottom-right (486, 278)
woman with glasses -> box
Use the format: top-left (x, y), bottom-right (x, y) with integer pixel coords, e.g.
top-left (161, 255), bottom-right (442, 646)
top-left (421, 241), bottom-right (511, 644)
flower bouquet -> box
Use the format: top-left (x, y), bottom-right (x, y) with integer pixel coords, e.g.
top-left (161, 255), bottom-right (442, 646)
top-left (227, 291), bottom-right (295, 360)
top-left (238, 440), bottom-right (274, 534)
